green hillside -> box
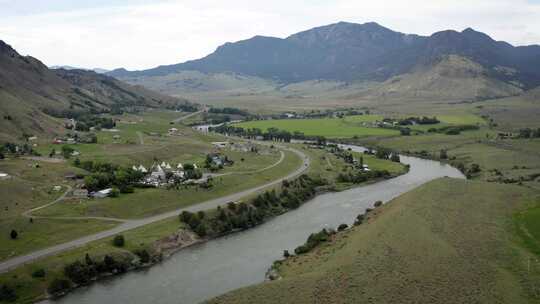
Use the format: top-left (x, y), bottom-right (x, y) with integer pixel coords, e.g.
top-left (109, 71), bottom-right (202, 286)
top-left (210, 178), bottom-right (539, 304)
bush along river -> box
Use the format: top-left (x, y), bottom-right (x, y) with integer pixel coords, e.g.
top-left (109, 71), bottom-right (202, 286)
top-left (45, 144), bottom-right (464, 304)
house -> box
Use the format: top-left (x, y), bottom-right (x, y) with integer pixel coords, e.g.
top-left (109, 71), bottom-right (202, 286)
top-left (211, 155), bottom-right (224, 166)
top-left (71, 151), bottom-right (81, 157)
top-left (168, 127), bottom-right (179, 134)
top-left (53, 185), bottom-right (62, 191)
top-left (0, 173), bottom-right (10, 180)
top-left (150, 165), bottom-right (166, 180)
top-left (284, 113), bottom-right (296, 118)
top-left (93, 188), bottom-right (112, 198)
top-left (52, 138), bottom-right (64, 144)
top-left (133, 165), bottom-right (148, 173)
top-left (28, 136), bottom-right (38, 141)
top-left (113, 135), bottom-right (121, 140)
top-left (72, 189), bottom-right (89, 198)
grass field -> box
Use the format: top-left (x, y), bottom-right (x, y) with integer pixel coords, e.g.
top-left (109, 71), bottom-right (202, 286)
top-left (33, 149), bottom-right (301, 219)
top-left (0, 216), bottom-right (185, 304)
top-left (234, 115), bottom-right (400, 138)
top-left (0, 110), bottom-right (305, 263)
top-left (210, 178), bottom-right (540, 304)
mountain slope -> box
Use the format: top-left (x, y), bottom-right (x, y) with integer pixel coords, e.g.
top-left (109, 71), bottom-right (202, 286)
top-left (109, 22), bottom-right (540, 97)
top-left (363, 55), bottom-right (523, 100)
top-left (0, 39), bottom-right (192, 141)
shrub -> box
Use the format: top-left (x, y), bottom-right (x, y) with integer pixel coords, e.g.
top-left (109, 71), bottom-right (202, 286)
top-left (337, 224), bottom-right (348, 231)
top-left (110, 188), bottom-right (120, 198)
top-left (10, 230), bottom-right (17, 240)
top-left (283, 250), bottom-right (290, 258)
top-left (64, 261), bottom-right (96, 285)
top-left (133, 249), bottom-right (151, 264)
top-left (47, 278), bottom-right (72, 296)
top-left (0, 284), bottom-right (17, 302)
top-left (374, 200), bottom-right (383, 207)
top-left (113, 235), bottom-right (125, 247)
top-left (31, 268), bottom-right (46, 278)
top-left (179, 211), bottom-right (194, 223)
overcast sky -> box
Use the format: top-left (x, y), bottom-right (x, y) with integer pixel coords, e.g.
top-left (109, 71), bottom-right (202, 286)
top-left (1, 0), bottom-right (539, 70)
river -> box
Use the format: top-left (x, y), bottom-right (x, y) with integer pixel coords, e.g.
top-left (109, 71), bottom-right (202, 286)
top-left (47, 145), bottom-right (464, 304)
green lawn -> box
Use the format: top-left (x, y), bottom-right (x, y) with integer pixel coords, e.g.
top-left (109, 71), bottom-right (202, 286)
top-left (514, 198), bottom-right (540, 256)
top-left (234, 115), bottom-right (399, 138)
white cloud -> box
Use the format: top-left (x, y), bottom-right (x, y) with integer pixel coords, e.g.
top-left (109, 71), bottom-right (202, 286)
top-left (1, 0), bottom-right (539, 70)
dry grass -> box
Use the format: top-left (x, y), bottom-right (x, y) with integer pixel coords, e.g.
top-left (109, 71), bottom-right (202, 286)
top-left (210, 178), bottom-right (539, 304)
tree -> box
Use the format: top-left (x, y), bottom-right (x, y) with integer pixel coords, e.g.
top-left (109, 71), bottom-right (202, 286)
top-left (390, 153), bottom-right (400, 163)
top-left (338, 224), bottom-right (348, 231)
top-left (0, 284), bottom-right (17, 302)
top-left (10, 230), bottom-right (17, 240)
top-left (110, 188), bottom-right (120, 198)
top-left (32, 268), bottom-right (46, 278)
top-left (113, 235), bottom-right (125, 247)
top-left (61, 145), bottom-right (75, 159)
top-left (47, 279), bottom-right (72, 296)
top-left (400, 128), bottom-right (411, 136)
top-left (440, 149), bottom-right (448, 160)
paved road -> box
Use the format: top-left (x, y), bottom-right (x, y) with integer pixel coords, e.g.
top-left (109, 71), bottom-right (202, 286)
top-left (0, 146), bottom-right (309, 273)
top-left (172, 110), bottom-right (203, 123)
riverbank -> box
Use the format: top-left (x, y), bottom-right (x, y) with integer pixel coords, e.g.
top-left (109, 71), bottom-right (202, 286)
top-left (37, 148), bottom-right (460, 304)
top-left (210, 178), bottom-right (540, 304)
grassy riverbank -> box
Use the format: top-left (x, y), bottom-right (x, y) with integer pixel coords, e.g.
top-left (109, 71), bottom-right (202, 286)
top-left (210, 178), bottom-right (540, 304)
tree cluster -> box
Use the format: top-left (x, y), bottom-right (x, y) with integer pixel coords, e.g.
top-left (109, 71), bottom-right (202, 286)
top-left (428, 124), bottom-right (479, 135)
top-left (77, 160), bottom-right (144, 193)
top-left (294, 229), bottom-right (332, 255)
top-left (62, 254), bottom-right (130, 287)
top-left (517, 128), bottom-right (540, 139)
top-left (208, 107), bottom-right (250, 117)
top-left (337, 169), bottom-right (391, 184)
top-left (180, 175), bottom-right (327, 237)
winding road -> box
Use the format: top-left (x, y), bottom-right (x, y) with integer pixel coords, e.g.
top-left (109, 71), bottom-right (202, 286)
top-left (0, 145), bottom-right (309, 274)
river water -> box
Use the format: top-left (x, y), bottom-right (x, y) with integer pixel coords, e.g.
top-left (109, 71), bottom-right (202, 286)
top-left (49, 145), bottom-right (464, 304)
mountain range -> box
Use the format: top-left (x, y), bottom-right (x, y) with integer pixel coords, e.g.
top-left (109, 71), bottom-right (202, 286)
top-left (108, 22), bottom-right (540, 101)
top-left (0, 40), bottom-right (191, 141)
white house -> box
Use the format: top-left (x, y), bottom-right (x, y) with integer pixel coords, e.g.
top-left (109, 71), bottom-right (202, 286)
top-left (93, 188), bottom-right (112, 198)
top-left (151, 165), bottom-right (166, 180)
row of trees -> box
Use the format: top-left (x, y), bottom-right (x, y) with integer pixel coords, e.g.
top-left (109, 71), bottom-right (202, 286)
top-left (180, 175), bottom-right (327, 237)
top-left (208, 107), bottom-right (250, 116)
top-left (211, 125), bottom-right (328, 145)
top-left (517, 128), bottom-right (540, 139)
top-left (395, 116), bottom-right (440, 126)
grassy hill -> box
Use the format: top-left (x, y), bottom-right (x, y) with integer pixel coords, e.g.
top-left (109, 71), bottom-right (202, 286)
top-left (362, 55), bottom-right (523, 100)
top-left (209, 178), bottom-right (539, 304)
top-left (0, 39), bottom-right (192, 141)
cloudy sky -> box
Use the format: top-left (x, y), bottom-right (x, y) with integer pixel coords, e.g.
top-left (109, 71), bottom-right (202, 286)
top-left (1, 0), bottom-right (539, 70)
